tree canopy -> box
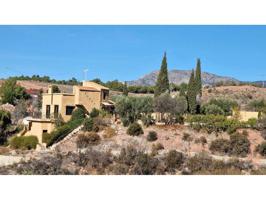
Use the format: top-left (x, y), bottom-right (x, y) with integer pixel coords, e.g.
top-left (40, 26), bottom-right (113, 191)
top-left (154, 52), bottom-right (170, 97)
top-left (0, 79), bottom-right (29, 105)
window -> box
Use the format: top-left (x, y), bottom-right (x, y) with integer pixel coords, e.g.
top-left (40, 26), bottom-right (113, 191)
top-left (54, 105), bottom-right (59, 118)
top-left (66, 106), bottom-right (75, 115)
top-left (43, 130), bottom-right (48, 133)
top-left (46, 105), bottom-right (51, 118)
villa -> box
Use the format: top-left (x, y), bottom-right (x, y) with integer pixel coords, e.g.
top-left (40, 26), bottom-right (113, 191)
top-left (23, 81), bottom-right (115, 143)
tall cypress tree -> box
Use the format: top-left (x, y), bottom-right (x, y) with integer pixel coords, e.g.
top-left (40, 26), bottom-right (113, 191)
top-left (195, 58), bottom-right (202, 97)
top-left (154, 52), bottom-right (170, 97)
top-left (187, 69), bottom-right (197, 114)
top-left (123, 81), bottom-right (128, 96)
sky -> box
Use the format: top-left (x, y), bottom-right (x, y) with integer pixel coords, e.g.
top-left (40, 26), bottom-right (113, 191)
top-left (0, 25), bottom-right (266, 82)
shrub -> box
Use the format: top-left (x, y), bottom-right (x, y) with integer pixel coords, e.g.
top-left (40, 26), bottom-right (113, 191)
top-left (182, 133), bottom-right (193, 142)
top-left (71, 107), bottom-right (86, 121)
top-left (258, 116), bottom-right (266, 130)
top-left (246, 118), bottom-right (258, 129)
top-left (261, 130), bottom-right (266, 140)
top-left (248, 99), bottom-right (266, 112)
top-left (208, 98), bottom-right (238, 116)
top-left (187, 114), bottom-right (244, 134)
top-left (151, 143), bottom-right (164, 156)
top-left (175, 114), bottom-right (184, 124)
top-left (154, 94), bottom-right (187, 124)
top-left (131, 153), bottom-right (159, 175)
top-left (229, 133), bottom-right (250, 157)
top-left (185, 154), bottom-right (249, 175)
top-left (210, 133), bottom-right (250, 157)
top-left (42, 132), bottom-right (53, 144)
top-left (165, 150), bottom-right (184, 171)
top-left (46, 118), bottom-right (83, 147)
top-left (195, 136), bottom-right (207, 146)
top-left (141, 115), bottom-right (155, 127)
top-left (118, 146), bottom-right (139, 166)
top-left (202, 104), bottom-right (225, 115)
top-left (9, 136), bottom-right (38, 150)
top-left (127, 123), bottom-right (144, 136)
top-left (90, 108), bottom-right (100, 118)
top-left (76, 132), bottom-right (101, 148)
top-left (103, 127), bottom-right (116, 139)
top-left (210, 139), bottom-right (231, 155)
top-left (82, 118), bottom-right (94, 132)
top-left (115, 96), bottom-right (153, 126)
top-left (256, 142), bottom-right (266, 157)
top-left (147, 131), bottom-right (158, 142)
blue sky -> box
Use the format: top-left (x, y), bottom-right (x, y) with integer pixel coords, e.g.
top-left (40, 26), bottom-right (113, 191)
top-left (0, 25), bottom-right (265, 82)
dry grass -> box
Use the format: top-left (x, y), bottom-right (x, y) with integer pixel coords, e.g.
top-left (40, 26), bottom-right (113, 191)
top-left (0, 147), bottom-right (10, 155)
top-left (103, 127), bottom-right (117, 139)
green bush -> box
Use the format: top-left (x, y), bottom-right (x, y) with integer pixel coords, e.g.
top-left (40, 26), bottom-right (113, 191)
top-left (210, 138), bottom-right (231, 155)
top-left (182, 133), bottom-right (193, 142)
top-left (47, 118), bottom-right (83, 147)
top-left (229, 133), bottom-right (250, 157)
top-left (208, 98), bottom-right (238, 116)
top-left (165, 150), bottom-right (184, 170)
top-left (42, 132), bottom-right (53, 144)
top-left (141, 115), bottom-right (155, 127)
top-left (147, 131), bottom-right (158, 142)
top-left (246, 118), bottom-right (258, 129)
top-left (82, 118), bottom-right (94, 132)
top-left (261, 130), bottom-right (266, 140)
top-left (202, 104), bottom-right (225, 115)
top-left (9, 136), bottom-right (38, 150)
top-left (127, 123), bottom-right (144, 136)
top-left (90, 108), bottom-right (100, 118)
top-left (195, 136), bottom-right (207, 146)
top-left (71, 107), bottom-right (86, 121)
top-left (210, 133), bottom-right (250, 157)
top-left (76, 132), bottom-right (101, 148)
top-left (115, 96), bottom-right (154, 126)
top-left (248, 99), bottom-right (266, 112)
top-left (187, 114), bottom-right (244, 134)
top-left (256, 142), bottom-right (266, 157)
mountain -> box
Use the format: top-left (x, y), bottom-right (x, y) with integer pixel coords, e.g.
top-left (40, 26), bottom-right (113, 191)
top-left (252, 81), bottom-right (266, 88)
top-left (127, 69), bottom-right (240, 86)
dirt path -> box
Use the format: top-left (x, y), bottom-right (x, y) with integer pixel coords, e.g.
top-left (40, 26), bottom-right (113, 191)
top-left (0, 155), bottom-right (24, 167)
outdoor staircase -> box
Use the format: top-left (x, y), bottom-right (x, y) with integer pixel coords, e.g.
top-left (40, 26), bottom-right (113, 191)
top-left (49, 125), bottom-right (83, 150)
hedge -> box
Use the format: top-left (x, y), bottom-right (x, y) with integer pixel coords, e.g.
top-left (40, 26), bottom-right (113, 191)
top-left (46, 118), bottom-right (84, 147)
top-left (186, 114), bottom-right (245, 134)
top-left (9, 136), bottom-right (38, 150)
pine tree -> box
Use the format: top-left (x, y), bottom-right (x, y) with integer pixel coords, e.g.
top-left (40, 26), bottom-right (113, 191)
top-left (154, 52), bottom-right (170, 97)
top-left (187, 69), bottom-right (197, 114)
top-left (123, 81), bottom-right (128, 96)
top-left (195, 58), bottom-right (202, 97)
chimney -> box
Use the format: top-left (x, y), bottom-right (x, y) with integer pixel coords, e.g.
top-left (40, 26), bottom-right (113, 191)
top-left (48, 85), bottom-right (53, 94)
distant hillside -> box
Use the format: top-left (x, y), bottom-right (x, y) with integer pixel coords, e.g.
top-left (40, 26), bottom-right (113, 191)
top-left (0, 80), bottom-right (73, 93)
top-left (127, 69), bottom-right (240, 86)
top-left (252, 81), bottom-right (266, 88)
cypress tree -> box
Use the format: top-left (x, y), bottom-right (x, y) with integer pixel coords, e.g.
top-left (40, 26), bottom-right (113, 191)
top-left (195, 58), bottom-right (202, 97)
top-left (123, 81), bottom-right (128, 96)
top-left (187, 69), bottom-right (197, 114)
top-left (154, 52), bottom-right (170, 97)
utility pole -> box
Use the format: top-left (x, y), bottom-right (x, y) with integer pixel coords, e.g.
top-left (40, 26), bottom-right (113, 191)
top-left (83, 68), bottom-right (88, 81)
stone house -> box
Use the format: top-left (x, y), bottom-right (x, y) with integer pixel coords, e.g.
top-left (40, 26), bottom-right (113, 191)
top-left (23, 81), bottom-right (114, 143)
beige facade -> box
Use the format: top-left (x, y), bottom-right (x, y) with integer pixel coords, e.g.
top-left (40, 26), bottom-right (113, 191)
top-left (42, 81), bottom-right (112, 122)
top-left (239, 111), bottom-right (259, 122)
top-left (232, 110), bottom-right (259, 122)
top-left (24, 119), bottom-right (55, 143)
top-left (24, 81), bottom-right (114, 143)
